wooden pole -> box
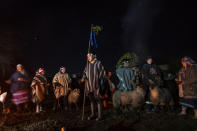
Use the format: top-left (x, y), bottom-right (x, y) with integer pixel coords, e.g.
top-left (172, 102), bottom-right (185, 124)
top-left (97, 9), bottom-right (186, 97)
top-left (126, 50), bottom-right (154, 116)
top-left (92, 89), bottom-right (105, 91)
top-left (81, 24), bottom-right (93, 120)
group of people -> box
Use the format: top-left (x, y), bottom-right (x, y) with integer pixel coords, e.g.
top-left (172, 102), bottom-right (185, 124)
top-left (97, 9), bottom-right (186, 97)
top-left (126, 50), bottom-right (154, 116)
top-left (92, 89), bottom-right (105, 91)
top-left (1, 52), bottom-right (197, 120)
top-left (4, 65), bottom-right (72, 114)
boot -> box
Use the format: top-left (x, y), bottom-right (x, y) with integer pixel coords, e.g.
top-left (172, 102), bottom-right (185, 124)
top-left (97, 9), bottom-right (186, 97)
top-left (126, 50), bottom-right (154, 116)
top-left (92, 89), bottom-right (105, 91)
top-left (40, 106), bottom-right (43, 112)
top-left (96, 104), bottom-right (102, 121)
top-left (36, 105), bottom-right (40, 113)
top-left (87, 102), bottom-right (95, 120)
top-left (194, 110), bottom-right (197, 119)
top-left (153, 106), bottom-right (159, 113)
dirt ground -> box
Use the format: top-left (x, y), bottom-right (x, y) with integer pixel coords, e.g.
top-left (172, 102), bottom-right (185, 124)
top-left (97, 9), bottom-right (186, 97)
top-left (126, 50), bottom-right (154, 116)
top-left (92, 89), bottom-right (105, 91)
top-left (1, 105), bottom-right (197, 131)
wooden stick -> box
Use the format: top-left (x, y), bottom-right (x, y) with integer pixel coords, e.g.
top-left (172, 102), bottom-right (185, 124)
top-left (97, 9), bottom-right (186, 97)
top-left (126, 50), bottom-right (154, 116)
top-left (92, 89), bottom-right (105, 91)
top-left (81, 81), bottom-right (86, 120)
top-left (81, 25), bottom-right (93, 120)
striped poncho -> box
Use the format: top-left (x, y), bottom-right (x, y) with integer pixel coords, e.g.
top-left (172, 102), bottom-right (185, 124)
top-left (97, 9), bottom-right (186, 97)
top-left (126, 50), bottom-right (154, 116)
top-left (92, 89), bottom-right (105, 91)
top-left (83, 59), bottom-right (105, 96)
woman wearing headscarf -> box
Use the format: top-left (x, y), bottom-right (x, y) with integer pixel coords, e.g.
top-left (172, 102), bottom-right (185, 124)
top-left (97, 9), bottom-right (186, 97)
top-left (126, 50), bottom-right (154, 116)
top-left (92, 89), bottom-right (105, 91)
top-left (177, 56), bottom-right (197, 118)
top-left (6, 64), bottom-right (30, 113)
top-left (31, 68), bottom-right (48, 113)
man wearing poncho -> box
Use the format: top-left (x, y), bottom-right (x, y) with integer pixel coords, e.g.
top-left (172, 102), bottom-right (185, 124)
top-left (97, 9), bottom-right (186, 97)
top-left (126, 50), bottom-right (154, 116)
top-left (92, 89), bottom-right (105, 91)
top-left (52, 66), bottom-right (71, 111)
top-left (31, 68), bottom-right (48, 113)
top-left (82, 53), bottom-right (105, 121)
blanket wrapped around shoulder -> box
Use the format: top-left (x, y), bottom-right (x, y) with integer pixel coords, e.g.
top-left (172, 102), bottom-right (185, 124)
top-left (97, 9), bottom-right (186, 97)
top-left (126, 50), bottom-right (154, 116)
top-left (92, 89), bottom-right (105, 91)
top-left (31, 76), bottom-right (47, 103)
top-left (54, 86), bottom-right (64, 99)
top-left (0, 92), bottom-right (7, 103)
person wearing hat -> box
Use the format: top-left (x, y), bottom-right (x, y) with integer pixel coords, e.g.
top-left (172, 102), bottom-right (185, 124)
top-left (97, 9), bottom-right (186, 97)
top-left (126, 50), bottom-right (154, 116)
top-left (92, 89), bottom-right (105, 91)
top-left (116, 59), bottom-right (136, 91)
top-left (176, 56), bottom-right (197, 118)
top-left (6, 64), bottom-right (30, 113)
top-left (141, 56), bottom-right (162, 112)
top-left (52, 66), bottom-right (71, 111)
top-left (81, 52), bottom-right (105, 121)
top-left (31, 68), bottom-right (48, 113)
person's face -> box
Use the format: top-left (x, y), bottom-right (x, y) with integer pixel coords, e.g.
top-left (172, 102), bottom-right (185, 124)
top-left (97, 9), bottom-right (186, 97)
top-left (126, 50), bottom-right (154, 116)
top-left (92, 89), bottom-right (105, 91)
top-left (123, 62), bottom-right (129, 67)
top-left (182, 61), bottom-right (187, 68)
top-left (88, 55), bottom-right (94, 62)
top-left (61, 68), bottom-right (66, 73)
top-left (41, 71), bottom-right (45, 76)
top-left (147, 58), bottom-right (153, 65)
top-left (108, 72), bottom-right (112, 77)
top-left (17, 66), bottom-right (23, 72)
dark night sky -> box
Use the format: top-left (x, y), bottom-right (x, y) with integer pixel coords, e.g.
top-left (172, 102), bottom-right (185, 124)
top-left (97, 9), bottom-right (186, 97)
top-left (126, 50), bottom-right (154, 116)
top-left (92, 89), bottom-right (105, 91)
top-left (0, 0), bottom-right (197, 75)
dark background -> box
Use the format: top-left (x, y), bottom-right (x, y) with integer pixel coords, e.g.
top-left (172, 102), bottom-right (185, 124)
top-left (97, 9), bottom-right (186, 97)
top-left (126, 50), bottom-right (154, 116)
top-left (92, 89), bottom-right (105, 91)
top-left (0, 0), bottom-right (196, 77)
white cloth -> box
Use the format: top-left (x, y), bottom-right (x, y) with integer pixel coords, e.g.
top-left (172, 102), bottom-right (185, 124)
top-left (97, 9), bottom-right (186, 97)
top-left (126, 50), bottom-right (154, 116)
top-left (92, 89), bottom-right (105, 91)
top-left (0, 92), bottom-right (7, 103)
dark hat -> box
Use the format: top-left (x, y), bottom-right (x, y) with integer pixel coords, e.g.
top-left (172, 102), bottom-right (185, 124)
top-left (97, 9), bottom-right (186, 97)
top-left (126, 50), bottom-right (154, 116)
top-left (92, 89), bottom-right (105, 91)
top-left (60, 66), bottom-right (66, 70)
top-left (146, 56), bottom-right (153, 61)
top-left (88, 48), bottom-right (96, 55)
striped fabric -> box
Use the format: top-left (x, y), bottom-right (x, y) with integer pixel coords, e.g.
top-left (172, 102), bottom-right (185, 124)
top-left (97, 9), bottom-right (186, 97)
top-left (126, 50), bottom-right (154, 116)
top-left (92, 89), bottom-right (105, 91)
top-left (180, 98), bottom-right (197, 109)
top-left (12, 89), bottom-right (29, 105)
top-left (84, 59), bottom-right (105, 94)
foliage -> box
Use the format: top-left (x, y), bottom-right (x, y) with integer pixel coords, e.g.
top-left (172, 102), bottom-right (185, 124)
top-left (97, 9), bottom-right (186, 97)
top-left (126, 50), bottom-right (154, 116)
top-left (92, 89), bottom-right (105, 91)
top-left (92, 25), bottom-right (103, 35)
top-left (116, 52), bottom-right (139, 68)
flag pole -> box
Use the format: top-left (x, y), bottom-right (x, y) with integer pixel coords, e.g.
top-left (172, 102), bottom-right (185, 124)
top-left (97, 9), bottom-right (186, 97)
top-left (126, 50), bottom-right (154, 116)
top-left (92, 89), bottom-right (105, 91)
top-left (82, 24), bottom-right (93, 120)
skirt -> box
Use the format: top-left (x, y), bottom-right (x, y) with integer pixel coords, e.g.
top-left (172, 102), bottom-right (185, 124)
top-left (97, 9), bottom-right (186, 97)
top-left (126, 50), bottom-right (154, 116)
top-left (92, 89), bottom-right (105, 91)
top-left (179, 98), bottom-right (197, 109)
top-left (12, 89), bottom-right (29, 105)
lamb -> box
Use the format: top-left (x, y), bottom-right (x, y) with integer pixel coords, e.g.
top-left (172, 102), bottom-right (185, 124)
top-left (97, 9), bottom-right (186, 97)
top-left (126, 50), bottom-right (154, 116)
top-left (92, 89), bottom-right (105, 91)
top-left (68, 89), bottom-right (80, 111)
top-left (149, 86), bottom-right (174, 108)
top-left (113, 86), bottom-right (146, 110)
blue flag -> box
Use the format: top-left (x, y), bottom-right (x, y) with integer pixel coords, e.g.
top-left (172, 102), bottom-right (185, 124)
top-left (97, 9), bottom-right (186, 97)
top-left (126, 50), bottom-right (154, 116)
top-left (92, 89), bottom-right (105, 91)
top-left (90, 28), bottom-right (98, 48)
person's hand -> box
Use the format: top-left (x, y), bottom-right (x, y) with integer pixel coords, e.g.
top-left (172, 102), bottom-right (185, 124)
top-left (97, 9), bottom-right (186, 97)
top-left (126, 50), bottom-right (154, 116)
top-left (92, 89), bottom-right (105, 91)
top-left (136, 85), bottom-right (140, 89)
top-left (5, 80), bottom-right (11, 84)
top-left (148, 79), bottom-right (154, 84)
top-left (18, 78), bottom-right (24, 81)
top-left (178, 81), bottom-right (184, 87)
top-left (104, 94), bottom-right (108, 98)
top-left (175, 78), bottom-right (179, 82)
top-left (81, 78), bottom-right (85, 83)
top-left (47, 83), bottom-right (50, 87)
top-left (56, 86), bottom-right (62, 89)
top-left (100, 95), bottom-right (104, 99)
top-left (111, 88), bottom-right (116, 93)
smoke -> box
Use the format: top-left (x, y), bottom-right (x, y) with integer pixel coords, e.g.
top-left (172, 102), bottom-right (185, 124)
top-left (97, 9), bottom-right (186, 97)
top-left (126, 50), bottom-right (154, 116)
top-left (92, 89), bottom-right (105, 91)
top-left (121, 0), bottom-right (163, 56)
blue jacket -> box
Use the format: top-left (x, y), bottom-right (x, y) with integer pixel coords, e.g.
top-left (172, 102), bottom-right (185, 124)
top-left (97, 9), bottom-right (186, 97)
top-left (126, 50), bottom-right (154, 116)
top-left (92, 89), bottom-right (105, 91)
top-left (9, 71), bottom-right (29, 93)
top-left (116, 67), bottom-right (135, 91)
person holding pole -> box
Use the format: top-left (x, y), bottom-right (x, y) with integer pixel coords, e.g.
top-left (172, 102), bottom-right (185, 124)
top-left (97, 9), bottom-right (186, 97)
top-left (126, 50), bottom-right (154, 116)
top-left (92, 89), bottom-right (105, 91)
top-left (81, 52), bottom-right (105, 121)
top-left (81, 24), bottom-right (105, 121)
